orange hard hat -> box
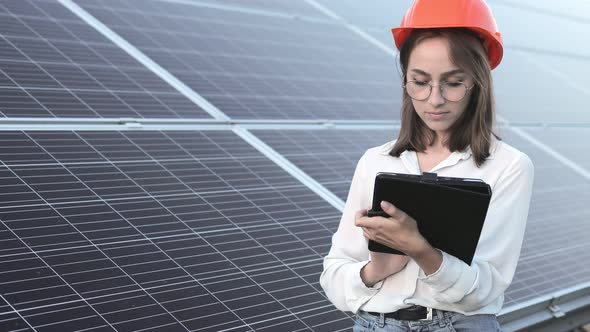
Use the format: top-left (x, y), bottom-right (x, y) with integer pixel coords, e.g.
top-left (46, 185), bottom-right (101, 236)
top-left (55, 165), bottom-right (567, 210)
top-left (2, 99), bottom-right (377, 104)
top-left (392, 0), bottom-right (503, 69)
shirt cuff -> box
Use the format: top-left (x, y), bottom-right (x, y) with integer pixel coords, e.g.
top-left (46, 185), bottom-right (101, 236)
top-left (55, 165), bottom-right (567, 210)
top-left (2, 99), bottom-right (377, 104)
top-left (345, 261), bottom-right (383, 312)
top-left (417, 250), bottom-right (462, 292)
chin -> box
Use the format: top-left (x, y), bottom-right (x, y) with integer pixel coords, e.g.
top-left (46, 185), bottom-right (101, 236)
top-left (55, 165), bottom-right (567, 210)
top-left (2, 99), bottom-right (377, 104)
top-left (423, 122), bottom-right (452, 133)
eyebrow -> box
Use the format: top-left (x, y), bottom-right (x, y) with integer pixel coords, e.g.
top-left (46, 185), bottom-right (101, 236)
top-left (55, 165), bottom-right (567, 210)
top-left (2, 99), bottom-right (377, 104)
top-left (409, 68), bottom-right (465, 78)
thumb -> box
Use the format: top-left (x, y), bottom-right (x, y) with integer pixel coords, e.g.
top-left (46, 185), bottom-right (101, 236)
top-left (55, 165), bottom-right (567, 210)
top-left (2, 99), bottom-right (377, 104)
top-left (380, 200), bottom-right (401, 218)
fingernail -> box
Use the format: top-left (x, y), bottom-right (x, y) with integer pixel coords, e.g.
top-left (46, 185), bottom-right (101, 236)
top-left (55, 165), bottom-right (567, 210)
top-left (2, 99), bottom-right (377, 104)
top-left (381, 201), bottom-right (391, 209)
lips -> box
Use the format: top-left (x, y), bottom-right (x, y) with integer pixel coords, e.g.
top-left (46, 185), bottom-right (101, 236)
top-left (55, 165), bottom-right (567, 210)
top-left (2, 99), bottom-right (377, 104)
top-left (426, 112), bottom-right (449, 120)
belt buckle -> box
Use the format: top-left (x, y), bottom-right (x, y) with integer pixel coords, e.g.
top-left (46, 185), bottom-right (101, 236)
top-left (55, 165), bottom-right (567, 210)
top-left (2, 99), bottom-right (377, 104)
top-left (419, 307), bottom-right (433, 321)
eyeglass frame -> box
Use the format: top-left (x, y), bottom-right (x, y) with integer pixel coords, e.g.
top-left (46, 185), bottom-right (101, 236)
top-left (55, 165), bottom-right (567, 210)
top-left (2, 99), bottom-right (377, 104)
top-left (403, 79), bottom-right (475, 102)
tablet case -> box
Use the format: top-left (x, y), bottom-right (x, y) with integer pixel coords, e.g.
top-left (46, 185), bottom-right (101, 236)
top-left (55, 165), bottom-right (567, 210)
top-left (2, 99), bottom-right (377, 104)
top-left (367, 172), bottom-right (492, 265)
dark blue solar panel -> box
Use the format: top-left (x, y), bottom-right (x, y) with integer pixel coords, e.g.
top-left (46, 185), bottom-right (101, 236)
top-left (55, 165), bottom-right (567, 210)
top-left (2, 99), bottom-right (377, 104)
top-left (76, 0), bottom-right (402, 120)
top-left (253, 129), bottom-right (398, 200)
top-left (314, 0), bottom-right (411, 45)
top-left (205, 0), bottom-right (327, 18)
top-left (0, 130), bottom-right (352, 331)
top-left (0, 0), bottom-right (210, 119)
top-left (523, 127), bottom-right (590, 169)
top-left (485, 130), bottom-right (590, 306)
top-left (0, 0), bottom-right (588, 330)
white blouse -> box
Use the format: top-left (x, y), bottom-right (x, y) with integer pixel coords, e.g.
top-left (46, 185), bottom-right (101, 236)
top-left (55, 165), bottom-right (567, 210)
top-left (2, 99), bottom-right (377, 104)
top-left (320, 138), bottom-right (534, 315)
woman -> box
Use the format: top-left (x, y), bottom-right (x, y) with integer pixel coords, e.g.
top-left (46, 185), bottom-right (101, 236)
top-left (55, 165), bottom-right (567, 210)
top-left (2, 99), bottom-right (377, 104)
top-left (319, 0), bottom-right (534, 331)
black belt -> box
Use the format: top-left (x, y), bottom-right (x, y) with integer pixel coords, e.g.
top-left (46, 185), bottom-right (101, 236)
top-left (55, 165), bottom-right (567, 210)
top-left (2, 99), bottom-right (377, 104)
top-left (368, 305), bottom-right (433, 321)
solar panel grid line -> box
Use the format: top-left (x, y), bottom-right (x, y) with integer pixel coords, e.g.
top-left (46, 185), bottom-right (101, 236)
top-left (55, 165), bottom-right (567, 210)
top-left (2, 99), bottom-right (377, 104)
top-left (154, 130), bottom-right (335, 222)
top-left (5, 187), bottom-right (324, 243)
top-left (192, 248), bottom-right (342, 328)
top-left (266, 132), bottom-right (354, 183)
top-left (2, 137), bottom-right (245, 330)
top-left (186, 234), bottom-right (332, 329)
top-left (491, 0), bottom-right (590, 24)
top-left (0, 69), bottom-right (61, 119)
top-left (512, 280), bottom-right (590, 312)
top-left (28, 11), bottom-right (193, 91)
top-left (2, 250), bottom-right (190, 328)
top-left (159, 0), bottom-right (332, 23)
top-left (496, 134), bottom-right (590, 306)
top-left (233, 128), bottom-right (345, 211)
top-left (0, 4), bottom-right (173, 120)
top-left (72, 131), bottom-right (347, 330)
top-left (0, 218), bottom-right (115, 330)
top-left (0, 317), bottom-right (32, 332)
top-left (23, 0), bottom-right (204, 92)
top-left (71, 0), bottom-right (400, 119)
top-left (58, 0), bottom-right (230, 121)
top-left (509, 127), bottom-right (590, 180)
top-left (0, 126), bottom-right (344, 328)
top-left (250, 128), bottom-right (399, 201)
top-left (32, 307), bottom-right (99, 331)
top-left (0, 295), bottom-right (34, 331)
top-left (13, 277), bottom-right (179, 320)
top-left (0, 33), bottom-right (108, 119)
top-left (303, 0), bottom-right (397, 57)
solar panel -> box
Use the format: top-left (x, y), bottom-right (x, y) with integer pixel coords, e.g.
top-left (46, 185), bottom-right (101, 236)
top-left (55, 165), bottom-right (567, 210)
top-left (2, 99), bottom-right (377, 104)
top-left (1, 0), bottom-right (588, 331)
top-left (75, 0), bottom-right (402, 120)
top-left (0, 0), bottom-right (209, 119)
top-left (0, 130), bottom-right (355, 331)
top-left (252, 129), bottom-right (398, 200)
top-left (523, 127), bottom-right (590, 169)
top-left (204, 0), bottom-right (327, 19)
top-left (493, 50), bottom-right (590, 123)
top-left (494, 129), bottom-right (590, 306)
top-left (490, 0), bottom-right (590, 55)
top-left (496, 0), bottom-right (590, 21)
top-left (312, 0), bottom-right (411, 47)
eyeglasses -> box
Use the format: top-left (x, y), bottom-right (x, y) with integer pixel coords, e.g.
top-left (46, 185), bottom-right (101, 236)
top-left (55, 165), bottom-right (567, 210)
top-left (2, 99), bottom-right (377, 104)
top-left (404, 80), bottom-right (474, 102)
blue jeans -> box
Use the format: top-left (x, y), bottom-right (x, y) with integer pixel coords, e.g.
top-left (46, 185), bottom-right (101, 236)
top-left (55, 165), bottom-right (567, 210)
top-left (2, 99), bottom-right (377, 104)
top-left (353, 309), bottom-right (503, 331)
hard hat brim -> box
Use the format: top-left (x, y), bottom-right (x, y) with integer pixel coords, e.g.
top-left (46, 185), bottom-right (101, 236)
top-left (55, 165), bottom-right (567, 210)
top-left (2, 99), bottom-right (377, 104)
top-left (391, 26), bottom-right (503, 70)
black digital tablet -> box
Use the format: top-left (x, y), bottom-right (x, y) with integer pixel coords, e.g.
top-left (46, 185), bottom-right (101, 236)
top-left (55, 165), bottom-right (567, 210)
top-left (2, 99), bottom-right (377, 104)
top-left (367, 172), bottom-right (492, 265)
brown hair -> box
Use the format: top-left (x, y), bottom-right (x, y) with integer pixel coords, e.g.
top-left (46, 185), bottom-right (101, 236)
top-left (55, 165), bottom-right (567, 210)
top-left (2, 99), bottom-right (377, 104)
top-left (390, 28), bottom-right (499, 167)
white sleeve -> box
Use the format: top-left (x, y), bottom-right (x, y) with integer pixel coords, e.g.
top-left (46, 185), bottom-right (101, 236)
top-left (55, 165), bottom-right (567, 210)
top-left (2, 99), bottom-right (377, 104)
top-left (418, 153), bottom-right (534, 311)
top-left (319, 152), bottom-right (383, 313)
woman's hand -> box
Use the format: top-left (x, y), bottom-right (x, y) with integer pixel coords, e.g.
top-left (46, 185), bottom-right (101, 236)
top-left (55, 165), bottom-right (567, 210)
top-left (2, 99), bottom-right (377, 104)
top-left (356, 201), bottom-right (443, 282)
top-left (355, 208), bottom-right (410, 287)
top-left (356, 201), bottom-right (426, 254)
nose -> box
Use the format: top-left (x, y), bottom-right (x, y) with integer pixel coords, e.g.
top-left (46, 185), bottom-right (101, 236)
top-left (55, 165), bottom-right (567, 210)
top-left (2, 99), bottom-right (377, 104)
top-left (428, 84), bottom-right (445, 106)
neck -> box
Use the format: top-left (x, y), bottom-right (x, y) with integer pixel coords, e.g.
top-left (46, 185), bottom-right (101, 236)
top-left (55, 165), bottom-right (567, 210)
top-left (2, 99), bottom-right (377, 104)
top-left (427, 132), bottom-right (450, 152)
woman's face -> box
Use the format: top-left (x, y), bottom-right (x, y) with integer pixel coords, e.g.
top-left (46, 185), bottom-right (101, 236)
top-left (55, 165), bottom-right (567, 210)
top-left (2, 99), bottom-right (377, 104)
top-left (406, 37), bottom-right (474, 140)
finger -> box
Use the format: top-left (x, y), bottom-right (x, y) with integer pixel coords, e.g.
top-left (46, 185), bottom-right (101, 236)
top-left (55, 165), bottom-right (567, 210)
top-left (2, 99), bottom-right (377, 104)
top-left (363, 227), bottom-right (372, 240)
top-left (355, 210), bottom-right (368, 227)
top-left (355, 209), bottom-right (367, 220)
top-left (354, 211), bottom-right (363, 227)
top-left (362, 227), bottom-right (370, 240)
top-left (356, 216), bottom-right (371, 228)
top-left (380, 200), bottom-right (405, 219)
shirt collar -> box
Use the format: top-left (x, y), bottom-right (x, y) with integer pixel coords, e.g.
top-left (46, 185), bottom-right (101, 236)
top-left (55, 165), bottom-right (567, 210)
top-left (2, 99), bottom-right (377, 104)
top-left (378, 140), bottom-right (496, 160)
